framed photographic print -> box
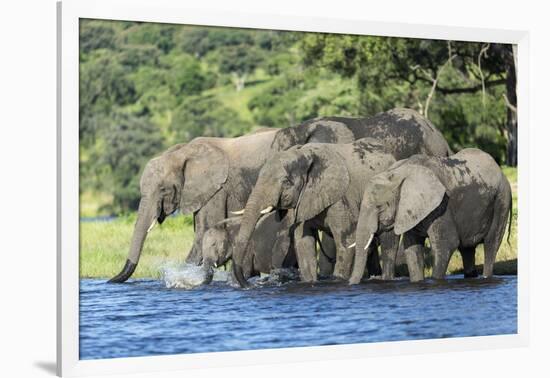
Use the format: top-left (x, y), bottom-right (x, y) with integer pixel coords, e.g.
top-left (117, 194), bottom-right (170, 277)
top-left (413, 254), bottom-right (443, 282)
top-left (57, 0), bottom-right (529, 376)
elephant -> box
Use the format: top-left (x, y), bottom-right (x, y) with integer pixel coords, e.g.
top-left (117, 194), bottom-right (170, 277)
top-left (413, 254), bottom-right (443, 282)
top-left (199, 212), bottom-right (297, 285)
top-left (349, 148), bottom-right (513, 284)
top-left (268, 107), bottom-right (452, 276)
top-left (108, 129), bottom-right (281, 283)
top-left (270, 108), bottom-right (452, 159)
top-left (231, 138), bottom-right (397, 287)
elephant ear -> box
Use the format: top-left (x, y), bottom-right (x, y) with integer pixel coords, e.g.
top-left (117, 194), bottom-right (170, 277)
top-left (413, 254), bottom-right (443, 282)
top-left (294, 147), bottom-right (350, 222)
top-left (180, 142), bottom-right (229, 214)
top-left (306, 119), bottom-right (355, 144)
top-left (394, 166), bottom-right (446, 235)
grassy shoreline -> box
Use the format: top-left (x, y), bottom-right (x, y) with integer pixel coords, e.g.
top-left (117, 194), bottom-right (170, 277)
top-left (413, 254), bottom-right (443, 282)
top-left (80, 167), bottom-right (518, 279)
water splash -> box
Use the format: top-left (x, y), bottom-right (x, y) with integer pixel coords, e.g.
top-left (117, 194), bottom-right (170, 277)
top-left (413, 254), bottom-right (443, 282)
top-left (160, 263), bottom-right (301, 289)
top-left (161, 263), bottom-right (211, 289)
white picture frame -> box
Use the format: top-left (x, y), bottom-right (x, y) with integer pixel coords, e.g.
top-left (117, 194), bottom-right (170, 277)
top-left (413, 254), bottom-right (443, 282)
top-left (57, 0), bottom-right (530, 376)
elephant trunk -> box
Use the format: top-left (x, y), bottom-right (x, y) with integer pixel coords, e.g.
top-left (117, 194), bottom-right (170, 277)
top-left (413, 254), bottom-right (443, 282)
top-left (108, 197), bottom-right (158, 283)
top-left (232, 187), bottom-right (276, 287)
top-left (200, 258), bottom-right (216, 285)
top-left (349, 201), bottom-right (379, 285)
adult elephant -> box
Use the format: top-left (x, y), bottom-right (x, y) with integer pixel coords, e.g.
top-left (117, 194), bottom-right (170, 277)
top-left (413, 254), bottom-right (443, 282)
top-left (349, 149), bottom-right (512, 284)
top-left (108, 129), bottom-right (279, 283)
top-left (231, 138), bottom-right (397, 287)
top-left (270, 108), bottom-right (452, 159)
top-left (268, 107), bottom-right (451, 276)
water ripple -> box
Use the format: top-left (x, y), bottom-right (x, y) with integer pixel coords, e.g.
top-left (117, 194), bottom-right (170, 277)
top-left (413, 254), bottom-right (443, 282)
top-left (79, 275), bottom-right (517, 360)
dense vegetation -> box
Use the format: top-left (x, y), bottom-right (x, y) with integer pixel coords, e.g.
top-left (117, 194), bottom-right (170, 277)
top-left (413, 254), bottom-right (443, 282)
top-left (79, 19), bottom-right (517, 216)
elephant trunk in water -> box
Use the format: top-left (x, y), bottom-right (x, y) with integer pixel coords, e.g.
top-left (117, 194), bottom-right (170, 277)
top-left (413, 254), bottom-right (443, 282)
top-left (199, 259), bottom-right (216, 285)
top-left (232, 187), bottom-right (276, 287)
top-left (109, 197), bottom-right (158, 283)
top-left (349, 200), bottom-right (379, 285)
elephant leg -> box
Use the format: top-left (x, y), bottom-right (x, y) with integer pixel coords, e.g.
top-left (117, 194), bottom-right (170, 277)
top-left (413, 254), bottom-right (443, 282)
top-left (318, 232), bottom-right (336, 278)
top-left (365, 241), bottom-right (382, 278)
top-left (379, 231), bottom-right (399, 280)
top-left (482, 192), bottom-right (511, 278)
top-left (186, 217), bottom-right (202, 264)
top-left (271, 230), bottom-right (292, 269)
top-left (185, 189), bottom-right (228, 265)
top-left (326, 202), bottom-right (356, 281)
top-left (428, 212), bottom-right (460, 280)
top-left (293, 223), bottom-right (318, 282)
top-left (459, 246), bottom-right (478, 278)
top-left (332, 230), bottom-right (356, 281)
top-left (402, 232), bottom-right (426, 282)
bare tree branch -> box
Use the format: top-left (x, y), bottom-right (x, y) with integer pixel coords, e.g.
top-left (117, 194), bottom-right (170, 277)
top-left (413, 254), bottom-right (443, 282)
top-left (435, 79), bottom-right (506, 94)
top-left (502, 93), bottom-right (517, 113)
top-left (477, 43), bottom-right (491, 107)
top-left (412, 51), bottom-right (457, 118)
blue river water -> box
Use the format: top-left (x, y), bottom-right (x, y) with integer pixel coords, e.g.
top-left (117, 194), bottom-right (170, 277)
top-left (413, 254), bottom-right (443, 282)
top-left (79, 274), bottom-right (517, 360)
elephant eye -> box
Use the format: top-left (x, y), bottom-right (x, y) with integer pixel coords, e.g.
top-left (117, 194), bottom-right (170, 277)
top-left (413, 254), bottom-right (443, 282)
top-left (282, 177), bottom-right (293, 186)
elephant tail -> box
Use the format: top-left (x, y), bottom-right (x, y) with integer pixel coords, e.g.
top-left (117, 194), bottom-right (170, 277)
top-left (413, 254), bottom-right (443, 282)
top-left (507, 195), bottom-right (513, 245)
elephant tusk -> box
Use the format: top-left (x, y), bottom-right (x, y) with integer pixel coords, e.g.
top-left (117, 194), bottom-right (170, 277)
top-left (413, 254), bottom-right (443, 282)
top-left (363, 234), bottom-right (374, 250)
top-left (260, 206), bottom-right (274, 215)
top-left (213, 262), bottom-right (218, 268)
top-left (147, 219), bottom-right (157, 233)
top-left (347, 242), bottom-right (356, 249)
top-left (231, 209), bottom-right (245, 215)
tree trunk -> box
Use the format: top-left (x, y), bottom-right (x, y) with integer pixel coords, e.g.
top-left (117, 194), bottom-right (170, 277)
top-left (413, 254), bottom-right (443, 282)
top-left (505, 45), bottom-right (518, 167)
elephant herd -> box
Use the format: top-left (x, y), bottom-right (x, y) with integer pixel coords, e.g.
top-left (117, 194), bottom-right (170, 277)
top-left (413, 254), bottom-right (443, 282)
top-left (109, 108), bottom-right (512, 288)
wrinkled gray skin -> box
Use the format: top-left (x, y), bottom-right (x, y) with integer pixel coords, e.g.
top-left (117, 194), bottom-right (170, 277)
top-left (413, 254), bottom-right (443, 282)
top-left (200, 212), bottom-right (297, 285)
top-left (270, 107), bottom-right (452, 277)
top-left (270, 108), bottom-right (452, 158)
top-left (350, 149), bottom-right (512, 284)
top-left (232, 138), bottom-right (396, 287)
top-left (109, 130), bottom-right (280, 283)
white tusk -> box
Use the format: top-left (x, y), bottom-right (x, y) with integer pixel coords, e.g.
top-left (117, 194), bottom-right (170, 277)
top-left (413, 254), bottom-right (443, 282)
top-left (363, 234), bottom-right (375, 250)
top-left (231, 209), bottom-right (245, 215)
top-left (213, 262), bottom-right (218, 268)
top-left (260, 206), bottom-right (274, 215)
top-left (347, 242), bottom-right (356, 249)
top-left (147, 219), bottom-right (157, 233)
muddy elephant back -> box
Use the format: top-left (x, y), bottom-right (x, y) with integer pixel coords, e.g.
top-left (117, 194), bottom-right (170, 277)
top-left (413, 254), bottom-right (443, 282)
top-left (354, 108), bottom-right (451, 159)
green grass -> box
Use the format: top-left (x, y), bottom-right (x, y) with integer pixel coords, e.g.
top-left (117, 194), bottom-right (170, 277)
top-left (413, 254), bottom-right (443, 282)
top-left (80, 167), bottom-right (518, 279)
top-left (80, 214), bottom-right (194, 279)
top-left (80, 190), bottom-right (114, 218)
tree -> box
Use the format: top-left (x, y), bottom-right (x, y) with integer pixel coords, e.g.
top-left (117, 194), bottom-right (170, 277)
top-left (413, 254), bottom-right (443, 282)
top-left (301, 35), bottom-right (517, 165)
top-left (102, 113), bottom-right (165, 212)
top-left (171, 95), bottom-right (251, 141)
top-left (217, 45), bottom-right (264, 91)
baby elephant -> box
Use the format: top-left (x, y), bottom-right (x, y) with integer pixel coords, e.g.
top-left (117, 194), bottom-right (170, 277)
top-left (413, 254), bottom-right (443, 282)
top-left (350, 148), bottom-right (512, 283)
top-left (200, 212), bottom-right (297, 284)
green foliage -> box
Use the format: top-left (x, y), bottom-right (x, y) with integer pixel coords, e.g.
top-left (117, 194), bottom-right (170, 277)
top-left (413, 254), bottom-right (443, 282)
top-left (172, 95), bottom-right (250, 140)
top-left (217, 45), bottom-right (264, 76)
top-left (301, 34), bottom-right (515, 162)
top-left (102, 113), bottom-right (165, 212)
top-left (79, 19), bottom-right (119, 53)
top-left (79, 19), bottom-right (515, 216)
